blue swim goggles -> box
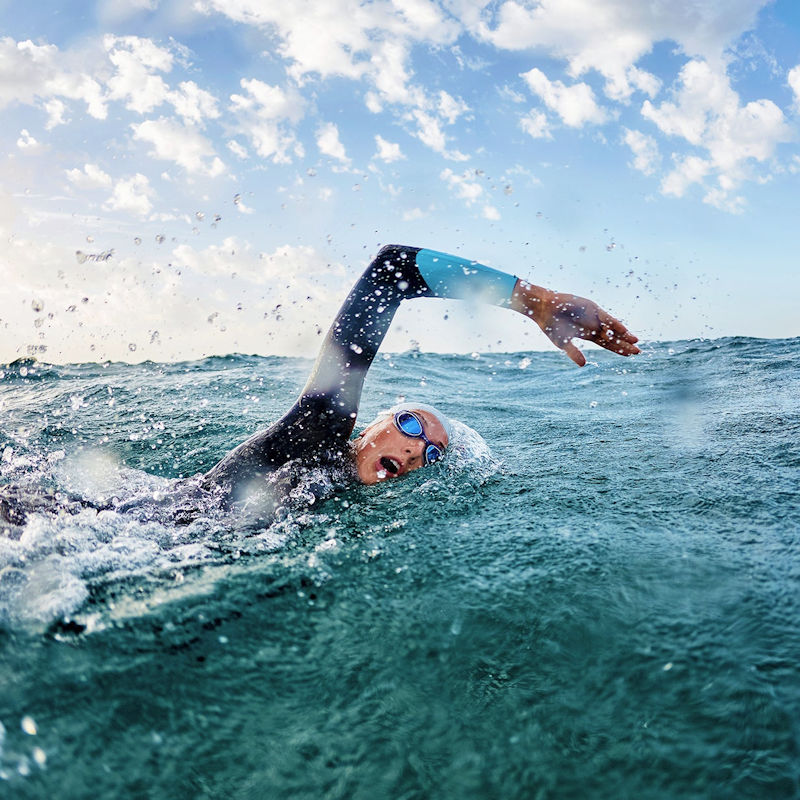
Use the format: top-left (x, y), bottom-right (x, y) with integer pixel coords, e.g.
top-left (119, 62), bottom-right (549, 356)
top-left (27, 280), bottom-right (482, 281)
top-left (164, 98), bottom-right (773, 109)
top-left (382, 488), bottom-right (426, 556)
top-left (393, 411), bottom-right (445, 465)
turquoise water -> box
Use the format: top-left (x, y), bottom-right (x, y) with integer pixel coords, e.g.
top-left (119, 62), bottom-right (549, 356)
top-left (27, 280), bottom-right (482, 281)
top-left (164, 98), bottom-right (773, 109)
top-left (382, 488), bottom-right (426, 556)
top-left (1, 338), bottom-right (799, 798)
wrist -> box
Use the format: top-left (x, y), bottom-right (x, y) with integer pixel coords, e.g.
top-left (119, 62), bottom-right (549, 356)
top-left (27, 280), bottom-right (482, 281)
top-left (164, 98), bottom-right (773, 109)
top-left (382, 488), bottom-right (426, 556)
top-left (510, 279), bottom-right (553, 326)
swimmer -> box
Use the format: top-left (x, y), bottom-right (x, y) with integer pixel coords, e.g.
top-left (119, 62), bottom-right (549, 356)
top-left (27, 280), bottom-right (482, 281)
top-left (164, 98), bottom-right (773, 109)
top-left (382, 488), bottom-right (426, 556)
top-left (1, 243), bottom-right (639, 526)
top-left (203, 244), bottom-right (639, 501)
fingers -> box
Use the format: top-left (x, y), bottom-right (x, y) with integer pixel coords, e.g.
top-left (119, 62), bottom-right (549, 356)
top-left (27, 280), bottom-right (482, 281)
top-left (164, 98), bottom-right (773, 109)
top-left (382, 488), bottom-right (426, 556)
top-left (604, 338), bottom-right (641, 356)
top-left (562, 341), bottom-right (586, 367)
top-left (597, 309), bottom-right (639, 344)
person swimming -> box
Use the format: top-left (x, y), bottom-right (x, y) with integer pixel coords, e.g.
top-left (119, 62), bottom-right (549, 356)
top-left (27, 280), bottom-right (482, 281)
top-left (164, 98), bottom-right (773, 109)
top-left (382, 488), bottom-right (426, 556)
top-left (1, 243), bottom-right (638, 527)
top-left (201, 244), bottom-right (639, 503)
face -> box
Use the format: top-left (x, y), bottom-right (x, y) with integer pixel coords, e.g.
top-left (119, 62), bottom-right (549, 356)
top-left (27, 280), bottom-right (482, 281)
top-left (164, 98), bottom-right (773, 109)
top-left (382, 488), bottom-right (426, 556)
top-left (354, 409), bottom-right (449, 485)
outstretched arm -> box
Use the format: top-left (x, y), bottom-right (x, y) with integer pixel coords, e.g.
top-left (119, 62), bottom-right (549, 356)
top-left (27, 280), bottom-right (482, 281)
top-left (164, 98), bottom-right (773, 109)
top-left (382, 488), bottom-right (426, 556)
top-left (299, 244), bottom-right (639, 426)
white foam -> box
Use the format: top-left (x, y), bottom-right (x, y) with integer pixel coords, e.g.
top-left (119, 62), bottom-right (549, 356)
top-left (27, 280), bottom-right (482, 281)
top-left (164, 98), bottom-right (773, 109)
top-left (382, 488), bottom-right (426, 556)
top-left (0, 454), bottom-right (345, 628)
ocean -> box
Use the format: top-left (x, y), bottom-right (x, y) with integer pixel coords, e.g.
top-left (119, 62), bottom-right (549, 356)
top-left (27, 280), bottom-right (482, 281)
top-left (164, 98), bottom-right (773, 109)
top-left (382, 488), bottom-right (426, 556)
top-left (1, 337), bottom-right (799, 798)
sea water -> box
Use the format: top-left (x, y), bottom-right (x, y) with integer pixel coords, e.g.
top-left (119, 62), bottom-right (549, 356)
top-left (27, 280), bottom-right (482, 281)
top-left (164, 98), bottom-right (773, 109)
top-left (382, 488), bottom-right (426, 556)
top-left (0, 338), bottom-right (798, 798)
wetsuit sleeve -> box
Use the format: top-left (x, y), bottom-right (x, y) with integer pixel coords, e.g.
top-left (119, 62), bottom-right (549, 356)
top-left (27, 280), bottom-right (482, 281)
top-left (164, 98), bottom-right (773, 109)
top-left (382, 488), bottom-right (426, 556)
top-left (203, 245), bottom-right (518, 491)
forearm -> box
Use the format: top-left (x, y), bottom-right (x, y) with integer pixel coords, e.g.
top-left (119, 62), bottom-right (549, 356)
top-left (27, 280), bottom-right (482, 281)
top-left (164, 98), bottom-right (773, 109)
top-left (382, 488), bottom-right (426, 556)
top-left (414, 248), bottom-right (518, 307)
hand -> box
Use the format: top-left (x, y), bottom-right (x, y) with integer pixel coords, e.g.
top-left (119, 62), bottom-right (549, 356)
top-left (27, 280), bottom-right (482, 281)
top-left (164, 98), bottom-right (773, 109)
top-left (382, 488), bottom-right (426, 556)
top-left (510, 280), bottom-right (640, 367)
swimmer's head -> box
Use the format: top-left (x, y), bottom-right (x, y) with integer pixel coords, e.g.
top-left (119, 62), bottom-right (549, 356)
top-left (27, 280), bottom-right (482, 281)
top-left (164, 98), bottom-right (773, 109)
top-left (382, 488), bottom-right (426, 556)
top-left (353, 402), bottom-right (451, 485)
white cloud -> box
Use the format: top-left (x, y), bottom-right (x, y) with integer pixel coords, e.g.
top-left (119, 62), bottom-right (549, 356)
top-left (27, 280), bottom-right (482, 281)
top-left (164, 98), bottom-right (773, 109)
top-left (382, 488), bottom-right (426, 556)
top-left (197, 0), bottom-right (459, 85)
top-left (316, 122), bottom-right (351, 165)
top-left (105, 173), bottom-right (155, 217)
top-left (374, 134), bottom-right (405, 162)
top-left (437, 90), bottom-right (469, 124)
top-left (520, 109), bottom-right (551, 139)
top-left (227, 140), bottom-right (249, 159)
top-left (44, 98), bottom-right (67, 129)
top-left (66, 164), bottom-right (113, 190)
top-left (402, 207), bottom-right (425, 221)
top-left (788, 65), bottom-right (800, 110)
top-left (521, 68), bottom-right (608, 128)
top-left (168, 81), bottom-right (220, 124)
top-left (643, 59), bottom-right (790, 207)
top-left (623, 128), bottom-right (660, 175)
top-left (132, 118), bottom-right (225, 176)
top-left (0, 37), bottom-right (107, 119)
top-left (16, 129), bottom-right (41, 150)
top-left (412, 109), bottom-right (445, 151)
top-left (198, 1), bottom-right (466, 159)
top-left (482, 204), bottom-right (500, 221)
top-left (0, 236), bottom-right (349, 363)
top-left (474, 0), bottom-right (770, 101)
top-left (702, 186), bottom-right (745, 213)
top-left (660, 154), bottom-right (711, 197)
top-left (411, 109), bottom-right (469, 160)
top-left (229, 78), bottom-right (305, 163)
top-left (104, 34), bottom-right (172, 114)
top-left (440, 168), bottom-right (483, 204)
top-left (103, 36), bottom-right (221, 124)
top-left (499, 84), bottom-right (526, 104)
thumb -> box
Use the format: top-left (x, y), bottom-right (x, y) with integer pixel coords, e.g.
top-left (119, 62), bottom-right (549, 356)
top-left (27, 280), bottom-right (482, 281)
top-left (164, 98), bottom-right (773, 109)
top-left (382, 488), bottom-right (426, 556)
top-left (562, 341), bottom-right (586, 367)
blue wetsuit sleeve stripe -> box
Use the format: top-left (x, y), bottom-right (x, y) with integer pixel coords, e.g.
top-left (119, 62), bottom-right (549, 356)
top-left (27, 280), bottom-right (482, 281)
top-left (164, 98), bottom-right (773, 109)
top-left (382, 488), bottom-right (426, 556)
top-left (415, 248), bottom-right (518, 307)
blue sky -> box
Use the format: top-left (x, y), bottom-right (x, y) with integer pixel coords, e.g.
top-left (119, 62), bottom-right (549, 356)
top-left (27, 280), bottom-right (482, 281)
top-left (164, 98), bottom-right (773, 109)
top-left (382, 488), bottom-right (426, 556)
top-left (1, 0), bottom-right (798, 363)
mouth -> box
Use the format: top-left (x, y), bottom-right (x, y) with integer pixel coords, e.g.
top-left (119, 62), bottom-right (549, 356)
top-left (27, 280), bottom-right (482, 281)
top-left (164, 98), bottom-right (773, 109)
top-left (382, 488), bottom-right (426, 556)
top-left (378, 456), bottom-right (401, 476)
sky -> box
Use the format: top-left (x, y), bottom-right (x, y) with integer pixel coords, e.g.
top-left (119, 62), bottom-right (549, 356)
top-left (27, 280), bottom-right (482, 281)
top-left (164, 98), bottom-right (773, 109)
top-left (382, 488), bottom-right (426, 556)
top-left (1, 0), bottom-right (799, 364)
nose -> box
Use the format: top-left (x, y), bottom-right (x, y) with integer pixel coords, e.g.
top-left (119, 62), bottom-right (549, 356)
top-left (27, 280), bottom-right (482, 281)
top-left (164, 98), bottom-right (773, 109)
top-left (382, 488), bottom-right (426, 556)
top-left (404, 439), bottom-right (426, 460)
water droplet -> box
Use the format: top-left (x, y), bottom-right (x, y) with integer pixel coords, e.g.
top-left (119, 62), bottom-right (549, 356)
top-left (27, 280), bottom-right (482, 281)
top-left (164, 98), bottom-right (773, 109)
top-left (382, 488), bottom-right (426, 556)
top-left (589, 400), bottom-right (598, 408)
top-left (350, 344), bottom-right (363, 354)
top-left (32, 747), bottom-right (46, 767)
top-left (195, 211), bottom-right (205, 221)
top-left (128, 343), bottom-right (137, 352)
top-left (21, 716), bottom-right (37, 735)
top-left (134, 236), bottom-right (142, 245)
top-left (155, 234), bottom-right (165, 244)
top-left (233, 194), bottom-right (241, 205)
top-left (31, 299), bottom-right (43, 312)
